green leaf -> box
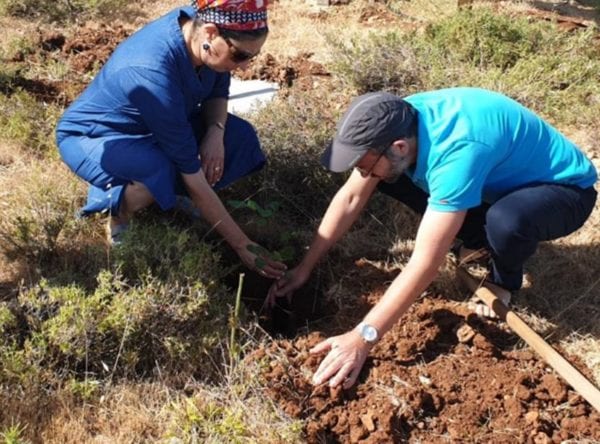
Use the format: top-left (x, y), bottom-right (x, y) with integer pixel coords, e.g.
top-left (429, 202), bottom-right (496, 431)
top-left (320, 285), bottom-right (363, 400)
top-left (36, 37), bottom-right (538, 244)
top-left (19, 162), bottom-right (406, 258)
top-left (246, 200), bottom-right (260, 212)
top-left (227, 200), bottom-right (246, 209)
top-left (256, 208), bottom-right (273, 218)
top-left (277, 246), bottom-right (295, 262)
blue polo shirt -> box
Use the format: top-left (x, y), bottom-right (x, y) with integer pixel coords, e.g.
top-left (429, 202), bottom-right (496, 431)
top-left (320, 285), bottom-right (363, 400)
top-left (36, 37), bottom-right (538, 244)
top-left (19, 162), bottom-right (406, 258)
top-left (404, 88), bottom-right (597, 212)
top-left (56, 6), bottom-right (230, 175)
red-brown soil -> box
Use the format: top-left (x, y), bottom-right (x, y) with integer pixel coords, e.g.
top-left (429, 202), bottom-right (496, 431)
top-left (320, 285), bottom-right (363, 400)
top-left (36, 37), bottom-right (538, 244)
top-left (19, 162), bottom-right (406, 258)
top-left (251, 262), bottom-right (600, 443)
top-left (4, 24), bottom-right (131, 104)
top-left (4, 26), bottom-right (328, 103)
top-left (234, 51), bottom-right (330, 89)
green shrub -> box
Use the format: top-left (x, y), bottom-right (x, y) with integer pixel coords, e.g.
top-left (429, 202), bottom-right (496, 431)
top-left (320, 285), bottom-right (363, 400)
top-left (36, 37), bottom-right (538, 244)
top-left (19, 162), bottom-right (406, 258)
top-left (164, 358), bottom-right (303, 443)
top-left (326, 7), bottom-right (600, 127)
top-left (416, 9), bottom-right (544, 71)
top-left (13, 269), bottom-right (235, 381)
top-left (0, 303), bottom-right (17, 336)
top-left (111, 221), bottom-right (230, 285)
top-left (0, 90), bottom-right (63, 154)
top-left (0, 162), bottom-right (86, 265)
top-left (0, 422), bottom-right (29, 444)
top-left (249, 91), bottom-right (342, 223)
top-left (326, 31), bottom-right (424, 95)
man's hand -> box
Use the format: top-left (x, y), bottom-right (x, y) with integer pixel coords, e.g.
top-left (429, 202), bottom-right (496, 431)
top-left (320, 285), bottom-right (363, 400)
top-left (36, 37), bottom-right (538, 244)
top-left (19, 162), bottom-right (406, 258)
top-left (310, 330), bottom-right (371, 389)
top-left (199, 128), bottom-right (225, 186)
top-left (265, 266), bottom-right (310, 309)
top-left (237, 241), bottom-right (287, 279)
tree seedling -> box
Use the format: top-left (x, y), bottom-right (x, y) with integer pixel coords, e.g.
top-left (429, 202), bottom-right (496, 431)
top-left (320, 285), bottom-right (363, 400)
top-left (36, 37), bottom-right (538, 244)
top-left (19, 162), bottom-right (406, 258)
top-left (229, 199), bottom-right (296, 267)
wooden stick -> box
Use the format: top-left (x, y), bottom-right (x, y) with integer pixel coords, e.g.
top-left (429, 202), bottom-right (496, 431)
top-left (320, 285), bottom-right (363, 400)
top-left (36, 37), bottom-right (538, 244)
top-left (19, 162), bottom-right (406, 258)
top-left (457, 268), bottom-right (600, 413)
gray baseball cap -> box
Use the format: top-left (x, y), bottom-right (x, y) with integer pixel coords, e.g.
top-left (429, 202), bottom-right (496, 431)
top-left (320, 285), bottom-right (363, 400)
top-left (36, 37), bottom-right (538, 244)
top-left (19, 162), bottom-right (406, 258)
top-left (321, 92), bottom-right (417, 172)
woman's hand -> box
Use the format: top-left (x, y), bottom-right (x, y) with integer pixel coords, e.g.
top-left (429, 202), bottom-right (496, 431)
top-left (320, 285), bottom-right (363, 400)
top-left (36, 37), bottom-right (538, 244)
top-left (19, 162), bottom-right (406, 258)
top-left (199, 127), bottom-right (225, 186)
top-left (310, 330), bottom-right (371, 389)
top-left (266, 266), bottom-right (310, 309)
top-left (237, 241), bottom-right (287, 279)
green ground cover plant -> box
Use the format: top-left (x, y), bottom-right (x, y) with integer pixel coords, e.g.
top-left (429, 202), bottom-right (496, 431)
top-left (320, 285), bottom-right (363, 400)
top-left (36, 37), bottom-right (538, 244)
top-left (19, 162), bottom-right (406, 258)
top-left (0, 163), bottom-right (85, 266)
top-left (0, 91), bottom-right (63, 155)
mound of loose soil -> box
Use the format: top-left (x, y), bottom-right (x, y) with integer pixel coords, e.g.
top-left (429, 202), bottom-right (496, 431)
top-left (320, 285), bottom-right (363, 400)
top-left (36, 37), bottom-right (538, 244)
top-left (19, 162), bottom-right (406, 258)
top-left (234, 51), bottom-right (330, 89)
top-left (251, 263), bottom-right (600, 443)
top-left (5, 24), bottom-right (131, 104)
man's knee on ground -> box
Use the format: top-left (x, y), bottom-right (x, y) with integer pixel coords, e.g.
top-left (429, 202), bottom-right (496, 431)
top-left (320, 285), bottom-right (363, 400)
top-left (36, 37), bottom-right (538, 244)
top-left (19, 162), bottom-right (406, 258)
top-left (485, 204), bottom-right (536, 252)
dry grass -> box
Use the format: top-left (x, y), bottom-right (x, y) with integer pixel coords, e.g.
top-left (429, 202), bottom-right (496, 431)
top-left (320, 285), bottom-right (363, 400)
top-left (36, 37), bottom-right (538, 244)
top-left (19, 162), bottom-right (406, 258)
top-left (26, 383), bottom-right (169, 443)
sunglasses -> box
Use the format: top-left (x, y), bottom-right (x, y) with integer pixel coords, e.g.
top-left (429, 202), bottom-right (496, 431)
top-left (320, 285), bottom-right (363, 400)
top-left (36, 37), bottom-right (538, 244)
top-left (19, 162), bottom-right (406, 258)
top-left (223, 37), bottom-right (259, 63)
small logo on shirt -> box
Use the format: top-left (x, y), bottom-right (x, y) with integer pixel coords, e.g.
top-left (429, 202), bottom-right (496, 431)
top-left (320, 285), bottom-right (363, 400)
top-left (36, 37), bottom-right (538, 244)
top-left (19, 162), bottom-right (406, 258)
top-left (439, 199), bottom-right (449, 205)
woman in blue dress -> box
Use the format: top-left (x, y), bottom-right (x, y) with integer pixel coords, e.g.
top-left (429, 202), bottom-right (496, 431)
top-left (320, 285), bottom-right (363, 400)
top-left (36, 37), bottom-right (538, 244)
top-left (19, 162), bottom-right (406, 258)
top-left (56, 0), bottom-right (286, 278)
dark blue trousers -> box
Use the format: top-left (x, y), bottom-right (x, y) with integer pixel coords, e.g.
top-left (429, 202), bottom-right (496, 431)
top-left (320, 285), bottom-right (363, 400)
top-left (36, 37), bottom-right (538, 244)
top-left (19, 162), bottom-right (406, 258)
top-left (378, 175), bottom-right (597, 290)
top-left (57, 113), bottom-right (265, 216)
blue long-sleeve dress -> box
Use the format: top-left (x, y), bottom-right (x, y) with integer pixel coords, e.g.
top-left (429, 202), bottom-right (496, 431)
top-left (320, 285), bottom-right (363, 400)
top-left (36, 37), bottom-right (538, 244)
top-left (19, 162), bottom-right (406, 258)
top-left (56, 6), bottom-right (265, 216)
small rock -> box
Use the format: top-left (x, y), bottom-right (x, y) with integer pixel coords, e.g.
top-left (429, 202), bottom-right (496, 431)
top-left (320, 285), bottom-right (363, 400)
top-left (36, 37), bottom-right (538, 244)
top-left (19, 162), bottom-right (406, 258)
top-left (525, 410), bottom-right (539, 425)
top-left (349, 424), bottom-right (367, 443)
top-left (456, 323), bottom-right (476, 343)
top-left (533, 431), bottom-right (550, 444)
top-left (360, 412), bottom-right (376, 432)
top-left (516, 384), bottom-right (533, 401)
top-left (567, 392), bottom-right (583, 406)
top-left (418, 375), bottom-right (432, 387)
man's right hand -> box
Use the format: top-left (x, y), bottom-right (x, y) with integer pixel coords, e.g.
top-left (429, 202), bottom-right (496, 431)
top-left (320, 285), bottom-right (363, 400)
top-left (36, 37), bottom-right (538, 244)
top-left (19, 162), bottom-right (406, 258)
top-left (266, 266), bottom-right (310, 309)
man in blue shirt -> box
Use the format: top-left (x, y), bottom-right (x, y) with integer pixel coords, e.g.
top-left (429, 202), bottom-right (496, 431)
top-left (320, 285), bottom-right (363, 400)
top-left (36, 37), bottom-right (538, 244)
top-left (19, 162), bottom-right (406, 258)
top-left (57, 0), bottom-right (286, 279)
top-left (268, 87), bottom-right (597, 388)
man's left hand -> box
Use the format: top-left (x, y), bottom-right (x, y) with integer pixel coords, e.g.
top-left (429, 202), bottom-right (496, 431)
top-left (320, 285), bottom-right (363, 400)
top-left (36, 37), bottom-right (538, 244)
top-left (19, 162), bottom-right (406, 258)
top-left (310, 330), bottom-right (371, 389)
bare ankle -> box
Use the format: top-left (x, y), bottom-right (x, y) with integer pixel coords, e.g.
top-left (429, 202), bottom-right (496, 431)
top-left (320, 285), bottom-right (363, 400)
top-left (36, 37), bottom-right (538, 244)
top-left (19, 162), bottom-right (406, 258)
top-left (110, 215), bottom-right (129, 228)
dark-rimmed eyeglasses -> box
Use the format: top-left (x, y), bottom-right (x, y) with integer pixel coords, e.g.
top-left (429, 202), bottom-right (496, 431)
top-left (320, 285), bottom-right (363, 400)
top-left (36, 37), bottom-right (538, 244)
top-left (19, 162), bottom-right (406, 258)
top-left (355, 147), bottom-right (389, 178)
top-left (223, 37), bottom-right (259, 63)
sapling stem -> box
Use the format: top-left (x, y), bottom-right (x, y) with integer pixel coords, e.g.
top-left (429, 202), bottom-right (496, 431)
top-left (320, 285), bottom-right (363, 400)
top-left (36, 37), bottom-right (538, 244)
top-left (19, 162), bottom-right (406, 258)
top-left (229, 272), bottom-right (245, 361)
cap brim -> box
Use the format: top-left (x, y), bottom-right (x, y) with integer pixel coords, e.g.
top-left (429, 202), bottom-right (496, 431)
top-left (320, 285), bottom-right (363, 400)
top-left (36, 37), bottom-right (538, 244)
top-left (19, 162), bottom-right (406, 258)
top-left (320, 139), bottom-right (366, 173)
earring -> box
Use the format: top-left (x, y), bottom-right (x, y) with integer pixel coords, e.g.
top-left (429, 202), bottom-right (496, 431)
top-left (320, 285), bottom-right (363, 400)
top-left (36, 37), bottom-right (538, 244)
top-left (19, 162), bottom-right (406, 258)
top-left (202, 42), bottom-right (210, 51)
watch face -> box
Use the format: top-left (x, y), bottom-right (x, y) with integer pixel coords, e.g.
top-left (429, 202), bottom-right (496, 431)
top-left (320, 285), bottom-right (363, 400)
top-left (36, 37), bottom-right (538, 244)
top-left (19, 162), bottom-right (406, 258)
top-left (361, 324), bottom-right (378, 342)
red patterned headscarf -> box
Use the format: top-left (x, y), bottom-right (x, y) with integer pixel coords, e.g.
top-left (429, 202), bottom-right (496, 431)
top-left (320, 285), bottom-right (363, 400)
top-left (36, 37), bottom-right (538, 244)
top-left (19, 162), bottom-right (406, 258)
top-left (192, 0), bottom-right (268, 31)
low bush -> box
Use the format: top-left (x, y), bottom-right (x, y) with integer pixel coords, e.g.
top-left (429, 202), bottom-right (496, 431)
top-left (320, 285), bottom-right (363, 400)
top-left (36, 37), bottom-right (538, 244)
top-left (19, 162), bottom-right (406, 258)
top-left (326, 30), bottom-right (424, 96)
top-left (0, 90), bottom-right (63, 155)
top-left (111, 221), bottom-right (231, 285)
top-left (0, 161), bottom-right (86, 266)
top-left (247, 90), bottom-right (342, 225)
top-left (3, 267), bottom-right (236, 386)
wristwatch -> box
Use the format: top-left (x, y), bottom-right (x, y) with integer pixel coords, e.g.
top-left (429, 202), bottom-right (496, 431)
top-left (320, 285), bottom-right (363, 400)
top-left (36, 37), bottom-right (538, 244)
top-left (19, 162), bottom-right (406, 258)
top-left (356, 321), bottom-right (379, 345)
